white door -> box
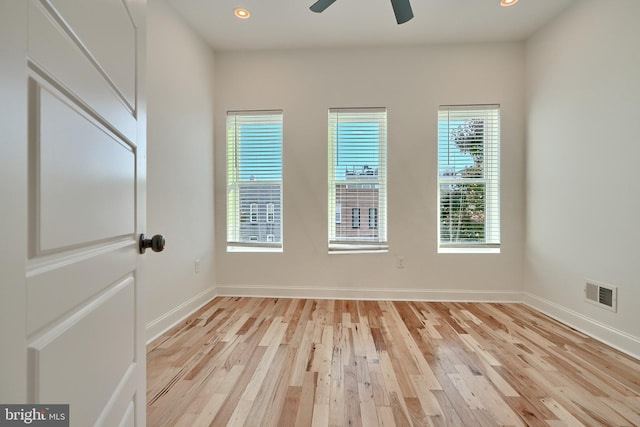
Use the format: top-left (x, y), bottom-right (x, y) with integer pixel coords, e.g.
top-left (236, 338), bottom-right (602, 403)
top-left (1, 1), bottom-right (148, 426)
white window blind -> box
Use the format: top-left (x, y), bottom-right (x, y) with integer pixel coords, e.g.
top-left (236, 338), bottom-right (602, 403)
top-left (328, 108), bottom-right (387, 252)
top-left (438, 105), bottom-right (500, 251)
top-left (227, 111), bottom-right (283, 251)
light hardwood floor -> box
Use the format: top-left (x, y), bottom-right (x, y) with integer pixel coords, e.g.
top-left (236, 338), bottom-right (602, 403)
top-left (147, 298), bottom-right (640, 426)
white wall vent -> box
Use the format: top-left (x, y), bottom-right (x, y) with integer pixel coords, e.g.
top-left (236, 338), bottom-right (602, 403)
top-left (584, 280), bottom-right (617, 312)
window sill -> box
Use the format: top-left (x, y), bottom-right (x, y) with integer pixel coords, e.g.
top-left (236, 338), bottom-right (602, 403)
top-left (227, 246), bottom-right (283, 253)
top-left (438, 247), bottom-right (500, 254)
top-left (328, 243), bottom-right (388, 254)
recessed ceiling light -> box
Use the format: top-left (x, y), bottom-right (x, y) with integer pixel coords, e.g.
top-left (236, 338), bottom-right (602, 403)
top-left (234, 8), bottom-right (250, 19)
top-left (500, 0), bottom-right (518, 6)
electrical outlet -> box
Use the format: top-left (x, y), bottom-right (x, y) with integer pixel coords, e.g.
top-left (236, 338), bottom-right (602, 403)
top-left (396, 256), bottom-right (405, 269)
top-left (195, 259), bottom-right (201, 274)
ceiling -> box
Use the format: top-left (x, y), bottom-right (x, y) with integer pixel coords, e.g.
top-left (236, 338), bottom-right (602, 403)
top-left (166, 0), bottom-right (577, 52)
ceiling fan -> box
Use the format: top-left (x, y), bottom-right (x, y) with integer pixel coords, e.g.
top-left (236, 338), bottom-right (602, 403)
top-left (310, 0), bottom-right (414, 25)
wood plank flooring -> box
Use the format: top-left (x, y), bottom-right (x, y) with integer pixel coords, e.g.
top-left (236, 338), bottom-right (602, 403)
top-left (147, 298), bottom-right (640, 426)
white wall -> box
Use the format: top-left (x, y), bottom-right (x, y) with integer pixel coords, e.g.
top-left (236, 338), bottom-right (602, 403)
top-left (214, 44), bottom-right (526, 299)
top-left (525, 0), bottom-right (640, 355)
top-left (146, 0), bottom-right (216, 339)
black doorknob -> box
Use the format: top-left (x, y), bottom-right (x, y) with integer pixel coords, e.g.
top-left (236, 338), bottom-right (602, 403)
top-left (139, 234), bottom-right (165, 254)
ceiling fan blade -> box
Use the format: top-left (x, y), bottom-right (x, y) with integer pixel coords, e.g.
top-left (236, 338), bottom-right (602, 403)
top-left (310, 0), bottom-right (337, 13)
top-left (390, 0), bottom-right (414, 24)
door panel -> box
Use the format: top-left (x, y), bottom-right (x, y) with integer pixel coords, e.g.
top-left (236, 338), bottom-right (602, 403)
top-left (27, 245), bottom-right (134, 334)
top-left (28, 277), bottom-right (135, 427)
top-left (36, 82), bottom-right (135, 252)
top-left (28, 0), bottom-right (137, 142)
top-left (48, 0), bottom-right (137, 109)
top-left (117, 402), bottom-right (136, 427)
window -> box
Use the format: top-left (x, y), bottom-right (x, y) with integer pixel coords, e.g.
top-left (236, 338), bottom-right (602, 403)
top-left (438, 105), bottom-right (500, 252)
top-left (249, 203), bottom-right (258, 223)
top-left (369, 207), bottom-right (378, 229)
top-left (328, 108), bottom-right (387, 252)
top-left (266, 203), bottom-right (275, 223)
top-left (351, 208), bottom-right (360, 229)
top-left (227, 110), bottom-right (283, 251)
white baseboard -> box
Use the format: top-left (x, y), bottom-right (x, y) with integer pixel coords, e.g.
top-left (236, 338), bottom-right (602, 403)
top-left (215, 284), bottom-right (523, 303)
top-left (524, 292), bottom-right (640, 359)
top-left (146, 286), bottom-right (218, 344)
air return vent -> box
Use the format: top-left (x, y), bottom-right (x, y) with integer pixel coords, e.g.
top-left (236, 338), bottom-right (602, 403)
top-left (585, 280), bottom-right (617, 312)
